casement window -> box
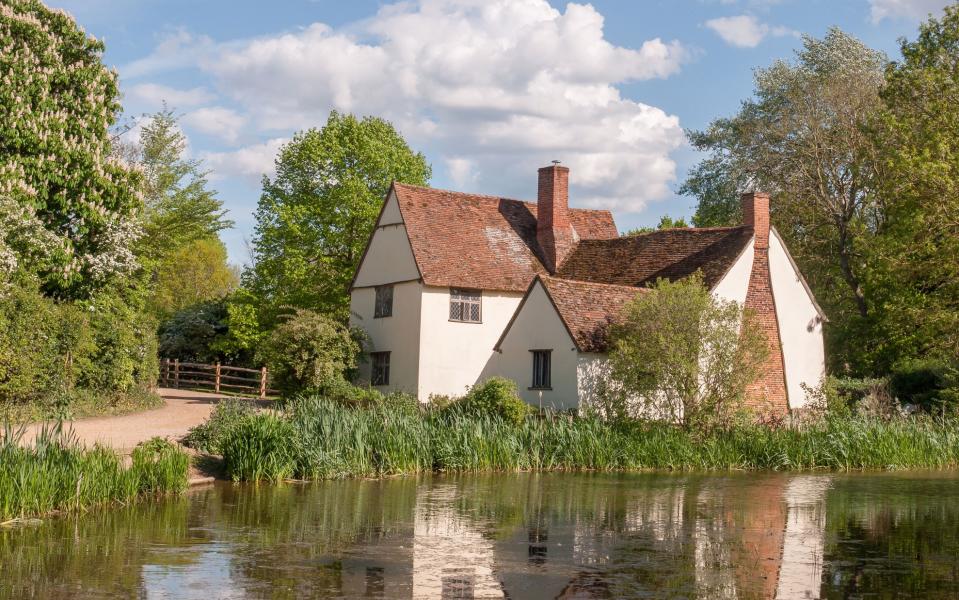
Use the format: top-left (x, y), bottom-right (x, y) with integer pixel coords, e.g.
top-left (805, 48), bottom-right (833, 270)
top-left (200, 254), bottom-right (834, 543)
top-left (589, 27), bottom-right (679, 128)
top-left (374, 285), bottom-right (393, 318)
top-left (371, 352), bottom-right (391, 386)
top-left (531, 350), bottom-right (552, 389)
top-left (449, 288), bottom-right (482, 323)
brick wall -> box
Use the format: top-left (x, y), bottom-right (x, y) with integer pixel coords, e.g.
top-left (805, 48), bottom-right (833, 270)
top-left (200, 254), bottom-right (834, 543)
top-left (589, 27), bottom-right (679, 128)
top-left (537, 164), bottom-right (576, 272)
top-left (742, 192), bottom-right (789, 416)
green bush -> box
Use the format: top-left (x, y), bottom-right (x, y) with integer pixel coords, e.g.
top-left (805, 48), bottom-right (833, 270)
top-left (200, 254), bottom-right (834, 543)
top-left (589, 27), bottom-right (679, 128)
top-left (256, 308), bottom-right (362, 396)
top-left (891, 358), bottom-right (959, 414)
top-left (183, 399), bottom-right (256, 453)
top-left (457, 377), bottom-right (532, 425)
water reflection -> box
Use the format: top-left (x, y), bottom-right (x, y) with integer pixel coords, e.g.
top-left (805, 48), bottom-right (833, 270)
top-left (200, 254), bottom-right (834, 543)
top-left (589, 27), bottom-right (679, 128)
top-left (1, 471), bottom-right (958, 598)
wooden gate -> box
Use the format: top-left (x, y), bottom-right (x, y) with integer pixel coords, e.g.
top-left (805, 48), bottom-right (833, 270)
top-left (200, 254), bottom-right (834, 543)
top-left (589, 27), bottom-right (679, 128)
top-left (159, 359), bottom-right (275, 398)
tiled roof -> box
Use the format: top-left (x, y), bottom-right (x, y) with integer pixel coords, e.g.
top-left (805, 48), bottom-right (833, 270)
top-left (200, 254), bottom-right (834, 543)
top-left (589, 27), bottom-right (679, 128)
top-left (556, 226), bottom-right (754, 289)
top-left (539, 276), bottom-right (646, 352)
top-left (393, 183), bottom-right (618, 292)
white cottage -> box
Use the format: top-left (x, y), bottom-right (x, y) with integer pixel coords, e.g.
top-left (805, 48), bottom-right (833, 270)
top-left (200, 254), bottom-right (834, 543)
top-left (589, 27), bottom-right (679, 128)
top-left (349, 164), bottom-right (826, 413)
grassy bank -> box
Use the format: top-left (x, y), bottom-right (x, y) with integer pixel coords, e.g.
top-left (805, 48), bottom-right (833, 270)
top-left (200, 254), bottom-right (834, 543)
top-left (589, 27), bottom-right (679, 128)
top-left (0, 426), bottom-right (189, 521)
top-left (0, 388), bottom-right (164, 424)
top-left (187, 396), bottom-right (959, 482)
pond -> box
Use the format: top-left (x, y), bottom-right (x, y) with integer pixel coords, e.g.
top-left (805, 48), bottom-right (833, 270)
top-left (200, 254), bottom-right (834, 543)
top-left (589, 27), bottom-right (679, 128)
top-left (2, 471), bottom-right (959, 599)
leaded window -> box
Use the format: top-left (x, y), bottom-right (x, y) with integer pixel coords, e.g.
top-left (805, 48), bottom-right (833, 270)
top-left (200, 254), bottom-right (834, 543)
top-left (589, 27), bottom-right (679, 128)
top-left (531, 350), bottom-right (551, 389)
top-left (374, 285), bottom-right (393, 318)
top-left (371, 352), bottom-right (390, 386)
top-left (449, 288), bottom-right (481, 323)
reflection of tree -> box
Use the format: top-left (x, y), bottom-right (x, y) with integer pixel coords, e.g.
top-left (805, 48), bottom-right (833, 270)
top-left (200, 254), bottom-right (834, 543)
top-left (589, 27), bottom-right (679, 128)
top-left (821, 476), bottom-right (959, 598)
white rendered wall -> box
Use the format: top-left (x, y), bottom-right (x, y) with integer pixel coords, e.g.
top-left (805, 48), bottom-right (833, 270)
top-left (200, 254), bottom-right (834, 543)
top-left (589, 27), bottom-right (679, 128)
top-left (482, 281), bottom-right (579, 410)
top-left (419, 286), bottom-right (523, 400)
top-left (350, 280), bottom-right (422, 395)
top-left (769, 230), bottom-right (826, 409)
top-left (712, 239), bottom-right (754, 305)
top-left (353, 193), bottom-right (420, 288)
top-left (576, 353), bottom-right (611, 413)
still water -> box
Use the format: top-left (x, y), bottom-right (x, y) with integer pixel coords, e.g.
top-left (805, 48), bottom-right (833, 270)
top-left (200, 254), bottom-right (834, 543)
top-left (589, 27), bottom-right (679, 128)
top-left (2, 472), bottom-right (959, 599)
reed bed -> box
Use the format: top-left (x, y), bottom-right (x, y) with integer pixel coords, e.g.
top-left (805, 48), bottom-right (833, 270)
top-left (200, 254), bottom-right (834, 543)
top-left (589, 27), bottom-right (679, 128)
top-left (207, 395), bottom-right (959, 482)
top-left (0, 425), bottom-right (190, 521)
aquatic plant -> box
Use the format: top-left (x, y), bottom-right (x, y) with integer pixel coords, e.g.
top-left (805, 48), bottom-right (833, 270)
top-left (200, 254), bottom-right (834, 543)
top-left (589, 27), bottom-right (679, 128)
top-left (215, 394), bottom-right (959, 481)
top-left (0, 425), bottom-right (189, 521)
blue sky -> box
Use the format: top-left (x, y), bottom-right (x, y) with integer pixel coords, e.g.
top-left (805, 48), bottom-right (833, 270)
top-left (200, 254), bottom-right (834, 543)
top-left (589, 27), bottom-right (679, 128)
top-left (51, 0), bottom-right (952, 264)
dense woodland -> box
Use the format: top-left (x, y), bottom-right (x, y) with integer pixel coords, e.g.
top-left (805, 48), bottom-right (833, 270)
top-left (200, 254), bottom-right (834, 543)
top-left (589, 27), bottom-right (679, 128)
top-left (2, 0), bottom-right (959, 419)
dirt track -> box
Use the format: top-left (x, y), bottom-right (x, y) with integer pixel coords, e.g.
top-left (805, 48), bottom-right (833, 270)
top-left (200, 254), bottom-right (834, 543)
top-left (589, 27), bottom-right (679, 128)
top-left (20, 388), bottom-right (228, 452)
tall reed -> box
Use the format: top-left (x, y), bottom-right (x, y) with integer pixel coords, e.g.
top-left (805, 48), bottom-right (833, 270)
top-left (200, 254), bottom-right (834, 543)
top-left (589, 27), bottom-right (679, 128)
top-left (0, 424), bottom-right (189, 520)
top-left (214, 395), bottom-right (959, 482)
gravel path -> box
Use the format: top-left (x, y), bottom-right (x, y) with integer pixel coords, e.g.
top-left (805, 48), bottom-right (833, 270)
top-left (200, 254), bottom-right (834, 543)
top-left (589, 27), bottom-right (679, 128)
top-left (20, 388), bottom-right (230, 452)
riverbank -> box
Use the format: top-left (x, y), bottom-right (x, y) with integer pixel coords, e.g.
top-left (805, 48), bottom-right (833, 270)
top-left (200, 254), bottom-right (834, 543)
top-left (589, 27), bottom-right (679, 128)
top-left (187, 395), bottom-right (959, 482)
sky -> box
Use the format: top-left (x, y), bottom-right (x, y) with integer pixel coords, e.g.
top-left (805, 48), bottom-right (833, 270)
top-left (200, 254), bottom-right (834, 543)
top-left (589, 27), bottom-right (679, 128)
top-left (49, 0), bottom-right (953, 265)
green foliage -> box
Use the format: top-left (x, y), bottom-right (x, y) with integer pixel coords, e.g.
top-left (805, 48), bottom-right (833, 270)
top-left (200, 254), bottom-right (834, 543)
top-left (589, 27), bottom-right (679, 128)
top-left (256, 308), bottom-right (363, 396)
top-left (681, 28), bottom-right (888, 373)
top-left (0, 426), bottom-right (188, 520)
top-left (151, 237), bottom-right (238, 318)
top-left (890, 359), bottom-right (959, 414)
top-left (245, 111), bottom-right (431, 326)
top-left (457, 377), bottom-right (532, 425)
top-left (132, 108), bottom-right (233, 267)
top-left (607, 274), bottom-right (768, 431)
top-left (0, 0), bottom-right (142, 298)
top-left (183, 399), bottom-right (256, 454)
top-left (0, 279), bottom-right (157, 408)
top-left (866, 6), bottom-right (959, 368)
top-left (623, 215), bottom-right (690, 236)
top-left (157, 301), bottom-right (228, 363)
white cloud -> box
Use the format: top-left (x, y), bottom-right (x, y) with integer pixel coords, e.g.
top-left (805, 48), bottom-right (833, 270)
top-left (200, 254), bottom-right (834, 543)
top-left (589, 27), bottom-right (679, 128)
top-left (122, 29), bottom-right (216, 78)
top-left (704, 14), bottom-right (796, 48)
top-left (202, 138), bottom-right (287, 185)
top-left (126, 83), bottom-right (214, 108)
top-left (184, 0), bottom-right (688, 212)
top-left (868, 0), bottom-right (950, 23)
top-left (182, 106), bottom-right (247, 144)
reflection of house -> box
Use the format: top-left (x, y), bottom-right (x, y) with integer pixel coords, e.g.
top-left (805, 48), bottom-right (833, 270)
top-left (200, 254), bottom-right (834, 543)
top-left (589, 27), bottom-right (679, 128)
top-left (351, 164), bottom-right (825, 414)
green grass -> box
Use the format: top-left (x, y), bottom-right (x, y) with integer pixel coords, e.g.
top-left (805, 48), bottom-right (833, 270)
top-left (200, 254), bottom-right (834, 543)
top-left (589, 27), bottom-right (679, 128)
top-left (204, 395), bottom-right (959, 482)
top-left (0, 425), bottom-right (189, 521)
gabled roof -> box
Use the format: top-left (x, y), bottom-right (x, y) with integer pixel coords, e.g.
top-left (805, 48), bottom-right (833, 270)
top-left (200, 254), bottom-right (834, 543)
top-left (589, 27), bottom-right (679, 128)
top-left (495, 275), bottom-right (646, 353)
top-left (556, 226), bottom-right (755, 289)
top-left (392, 182), bottom-right (618, 292)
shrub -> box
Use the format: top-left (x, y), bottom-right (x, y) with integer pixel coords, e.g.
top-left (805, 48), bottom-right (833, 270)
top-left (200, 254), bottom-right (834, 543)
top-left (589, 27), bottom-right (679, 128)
top-left (157, 301), bottom-right (229, 364)
top-left (256, 309), bottom-right (362, 396)
top-left (183, 399), bottom-right (256, 454)
top-left (891, 358), bottom-right (959, 414)
top-left (458, 377), bottom-right (532, 425)
top-left (607, 273), bottom-right (769, 431)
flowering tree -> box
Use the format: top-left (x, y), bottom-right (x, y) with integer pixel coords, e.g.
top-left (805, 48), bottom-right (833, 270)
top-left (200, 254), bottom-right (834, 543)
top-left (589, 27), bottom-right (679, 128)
top-left (0, 0), bottom-right (141, 297)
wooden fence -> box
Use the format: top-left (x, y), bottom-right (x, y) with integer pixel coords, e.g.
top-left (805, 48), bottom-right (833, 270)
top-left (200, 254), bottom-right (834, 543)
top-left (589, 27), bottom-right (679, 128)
top-left (159, 359), bottom-right (277, 398)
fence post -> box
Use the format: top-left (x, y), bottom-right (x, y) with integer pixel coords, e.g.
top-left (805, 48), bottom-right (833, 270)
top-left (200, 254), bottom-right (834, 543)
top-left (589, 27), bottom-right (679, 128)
top-left (174, 358), bottom-right (180, 389)
top-left (259, 367), bottom-right (267, 399)
top-left (215, 362), bottom-right (221, 394)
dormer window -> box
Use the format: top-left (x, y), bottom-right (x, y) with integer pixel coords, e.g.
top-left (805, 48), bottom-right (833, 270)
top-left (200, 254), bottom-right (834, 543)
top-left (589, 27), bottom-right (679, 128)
top-left (374, 285), bottom-right (393, 318)
top-left (449, 288), bottom-right (481, 323)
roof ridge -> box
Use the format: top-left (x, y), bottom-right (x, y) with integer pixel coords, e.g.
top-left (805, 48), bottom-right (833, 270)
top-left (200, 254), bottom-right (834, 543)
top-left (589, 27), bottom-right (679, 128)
top-left (392, 181), bottom-right (612, 215)
top-left (539, 274), bottom-right (645, 295)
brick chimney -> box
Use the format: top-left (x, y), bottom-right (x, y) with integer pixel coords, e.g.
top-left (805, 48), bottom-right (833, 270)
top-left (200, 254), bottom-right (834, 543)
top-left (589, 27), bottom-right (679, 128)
top-left (740, 191), bottom-right (789, 416)
top-left (741, 191), bottom-right (770, 249)
top-left (537, 163), bottom-right (576, 272)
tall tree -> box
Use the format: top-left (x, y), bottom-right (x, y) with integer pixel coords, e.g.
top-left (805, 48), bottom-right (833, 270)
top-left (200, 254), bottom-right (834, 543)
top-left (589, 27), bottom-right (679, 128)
top-left (681, 29), bottom-right (888, 371)
top-left (0, 0), bottom-right (142, 297)
top-left (869, 6), bottom-right (959, 364)
top-left (132, 108), bottom-right (233, 265)
top-left (246, 111), bottom-right (431, 325)
top-left (152, 237), bottom-right (239, 317)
